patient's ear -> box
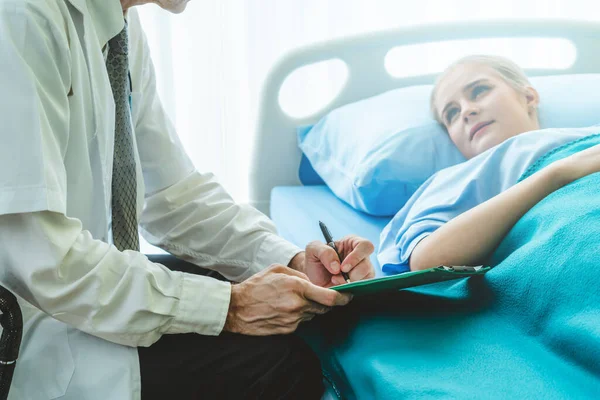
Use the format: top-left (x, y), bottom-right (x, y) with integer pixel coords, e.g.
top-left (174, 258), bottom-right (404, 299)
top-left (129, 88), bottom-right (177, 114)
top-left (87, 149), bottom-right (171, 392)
top-left (524, 86), bottom-right (539, 114)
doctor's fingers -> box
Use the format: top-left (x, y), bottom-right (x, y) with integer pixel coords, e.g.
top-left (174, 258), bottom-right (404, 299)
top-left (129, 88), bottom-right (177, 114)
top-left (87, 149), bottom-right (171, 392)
top-left (306, 241), bottom-right (342, 274)
top-left (277, 306), bottom-right (327, 329)
top-left (332, 258), bottom-right (375, 286)
top-left (352, 258), bottom-right (376, 281)
top-left (302, 300), bottom-right (332, 316)
top-left (302, 281), bottom-right (353, 307)
top-left (333, 259), bottom-right (374, 285)
top-left (339, 236), bottom-right (375, 273)
top-left (297, 303), bottom-right (331, 326)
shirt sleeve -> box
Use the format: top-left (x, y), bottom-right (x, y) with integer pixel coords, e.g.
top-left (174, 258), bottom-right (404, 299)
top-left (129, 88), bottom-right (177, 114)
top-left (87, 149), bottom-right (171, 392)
top-left (0, 211), bottom-right (233, 347)
top-left (140, 170), bottom-right (303, 282)
top-left (0, 2), bottom-right (70, 215)
top-left (377, 164), bottom-right (490, 275)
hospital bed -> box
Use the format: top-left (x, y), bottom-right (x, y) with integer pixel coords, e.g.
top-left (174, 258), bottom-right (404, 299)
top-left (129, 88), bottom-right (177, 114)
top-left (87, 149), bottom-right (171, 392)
top-left (249, 19), bottom-right (600, 399)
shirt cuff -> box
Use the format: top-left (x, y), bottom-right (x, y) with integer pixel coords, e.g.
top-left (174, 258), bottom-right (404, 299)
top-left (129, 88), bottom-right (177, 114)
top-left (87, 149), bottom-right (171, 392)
top-left (0, 186), bottom-right (65, 215)
top-left (167, 273), bottom-right (232, 336)
top-left (255, 234), bottom-right (303, 272)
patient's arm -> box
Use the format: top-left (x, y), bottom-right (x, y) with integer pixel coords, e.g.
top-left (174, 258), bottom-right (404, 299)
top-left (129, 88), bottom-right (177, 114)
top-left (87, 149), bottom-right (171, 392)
top-left (409, 143), bottom-right (600, 271)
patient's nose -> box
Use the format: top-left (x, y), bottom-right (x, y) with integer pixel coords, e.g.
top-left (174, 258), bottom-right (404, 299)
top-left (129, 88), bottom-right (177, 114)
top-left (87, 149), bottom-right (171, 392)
top-left (462, 105), bottom-right (479, 123)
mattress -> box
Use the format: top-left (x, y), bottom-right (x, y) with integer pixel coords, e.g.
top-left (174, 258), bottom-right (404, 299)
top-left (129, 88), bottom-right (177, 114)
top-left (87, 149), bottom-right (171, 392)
top-left (270, 185), bottom-right (391, 276)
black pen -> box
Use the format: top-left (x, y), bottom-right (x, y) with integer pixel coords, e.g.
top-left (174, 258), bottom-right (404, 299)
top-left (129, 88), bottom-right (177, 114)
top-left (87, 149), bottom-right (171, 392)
top-left (318, 221), bottom-right (351, 283)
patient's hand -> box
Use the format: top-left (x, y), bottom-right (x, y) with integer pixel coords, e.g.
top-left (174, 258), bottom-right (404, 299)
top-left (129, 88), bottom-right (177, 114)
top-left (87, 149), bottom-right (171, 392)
top-left (303, 235), bottom-right (376, 287)
top-left (553, 143), bottom-right (600, 185)
top-left (223, 264), bottom-right (352, 335)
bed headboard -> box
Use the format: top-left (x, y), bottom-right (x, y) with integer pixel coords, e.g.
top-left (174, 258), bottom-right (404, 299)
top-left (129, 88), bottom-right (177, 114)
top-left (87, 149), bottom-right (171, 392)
top-left (249, 19), bottom-right (600, 215)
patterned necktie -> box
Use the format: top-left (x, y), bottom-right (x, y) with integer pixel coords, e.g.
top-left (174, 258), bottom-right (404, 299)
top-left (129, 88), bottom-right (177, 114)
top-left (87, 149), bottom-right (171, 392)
top-left (106, 23), bottom-right (140, 251)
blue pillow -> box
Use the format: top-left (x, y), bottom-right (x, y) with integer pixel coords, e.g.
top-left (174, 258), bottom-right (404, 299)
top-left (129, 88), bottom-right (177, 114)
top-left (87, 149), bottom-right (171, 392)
top-left (297, 125), bottom-right (326, 185)
top-left (298, 74), bottom-right (600, 216)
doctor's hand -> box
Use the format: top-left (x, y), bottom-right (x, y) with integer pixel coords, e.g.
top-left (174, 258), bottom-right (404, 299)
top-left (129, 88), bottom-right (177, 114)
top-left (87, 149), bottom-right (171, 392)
top-left (300, 235), bottom-right (376, 288)
top-left (223, 264), bottom-right (352, 336)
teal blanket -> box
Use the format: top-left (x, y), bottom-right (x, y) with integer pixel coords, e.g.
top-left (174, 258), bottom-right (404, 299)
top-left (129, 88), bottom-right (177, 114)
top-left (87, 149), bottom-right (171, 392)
top-left (300, 134), bottom-right (600, 399)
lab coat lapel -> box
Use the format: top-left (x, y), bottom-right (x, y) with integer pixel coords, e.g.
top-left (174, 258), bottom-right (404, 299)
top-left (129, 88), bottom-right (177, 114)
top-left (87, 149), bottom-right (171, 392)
top-left (63, 0), bottom-right (86, 14)
top-left (64, 0), bottom-right (124, 47)
top-left (62, 0), bottom-right (120, 211)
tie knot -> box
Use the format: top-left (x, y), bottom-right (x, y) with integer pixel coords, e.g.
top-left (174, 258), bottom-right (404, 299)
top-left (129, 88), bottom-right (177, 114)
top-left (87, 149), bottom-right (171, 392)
top-left (108, 22), bottom-right (128, 55)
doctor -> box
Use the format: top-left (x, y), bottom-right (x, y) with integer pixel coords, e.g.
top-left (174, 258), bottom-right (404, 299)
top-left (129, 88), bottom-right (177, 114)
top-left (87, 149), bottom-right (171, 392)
top-left (0, 0), bottom-right (375, 399)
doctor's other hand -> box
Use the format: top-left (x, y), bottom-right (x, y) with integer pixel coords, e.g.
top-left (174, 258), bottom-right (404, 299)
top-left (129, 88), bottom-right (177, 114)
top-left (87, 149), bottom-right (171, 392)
top-left (223, 264), bottom-right (352, 336)
top-left (304, 235), bottom-right (376, 287)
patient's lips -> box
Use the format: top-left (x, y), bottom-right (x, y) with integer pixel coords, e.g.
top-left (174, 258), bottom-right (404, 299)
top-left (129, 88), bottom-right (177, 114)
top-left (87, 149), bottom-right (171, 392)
top-left (470, 121), bottom-right (494, 140)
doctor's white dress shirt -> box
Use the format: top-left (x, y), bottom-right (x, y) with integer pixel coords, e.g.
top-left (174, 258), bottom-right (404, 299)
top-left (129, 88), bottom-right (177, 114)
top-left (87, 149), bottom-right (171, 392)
top-left (0, 1), bottom-right (301, 399)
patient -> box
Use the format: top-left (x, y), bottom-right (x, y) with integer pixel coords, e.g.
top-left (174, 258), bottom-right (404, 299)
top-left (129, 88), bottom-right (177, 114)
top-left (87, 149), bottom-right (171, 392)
top-left (378, 54), bottom-right (600, 273)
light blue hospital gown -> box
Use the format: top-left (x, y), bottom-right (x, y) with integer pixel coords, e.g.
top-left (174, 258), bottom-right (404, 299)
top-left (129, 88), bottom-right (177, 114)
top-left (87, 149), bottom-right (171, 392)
top-left (377, 126), bottom-right (600, 275)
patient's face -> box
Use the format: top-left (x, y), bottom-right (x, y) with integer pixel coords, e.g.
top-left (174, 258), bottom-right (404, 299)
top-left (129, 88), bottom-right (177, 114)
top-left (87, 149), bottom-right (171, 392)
top-left (435, 63), bottom-right (540, 159)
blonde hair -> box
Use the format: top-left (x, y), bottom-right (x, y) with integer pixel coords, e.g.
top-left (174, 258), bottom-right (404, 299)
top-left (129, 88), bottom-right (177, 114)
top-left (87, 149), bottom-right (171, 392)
top-left (430, 55), bottom-right (532, 124)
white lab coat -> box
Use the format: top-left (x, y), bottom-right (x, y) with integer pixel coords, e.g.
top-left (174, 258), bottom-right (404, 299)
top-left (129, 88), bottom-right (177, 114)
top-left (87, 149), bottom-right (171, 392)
top-left (0, 0), bottom-right (300, 399)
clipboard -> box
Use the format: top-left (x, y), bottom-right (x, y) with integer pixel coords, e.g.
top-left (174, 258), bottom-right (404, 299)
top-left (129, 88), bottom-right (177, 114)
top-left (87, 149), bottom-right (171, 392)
top-left (331, 266), bottom-right (491, 296)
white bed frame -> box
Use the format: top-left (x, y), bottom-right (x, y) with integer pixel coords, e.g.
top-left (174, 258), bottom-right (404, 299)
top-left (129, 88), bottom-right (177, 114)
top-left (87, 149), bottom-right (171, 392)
top-left (249, 19), bottom-right (600, 215)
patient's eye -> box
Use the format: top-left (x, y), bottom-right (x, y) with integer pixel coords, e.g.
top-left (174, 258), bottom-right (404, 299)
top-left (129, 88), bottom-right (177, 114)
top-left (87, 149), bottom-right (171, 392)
top-left (445, 107), bottom-right (459, 124)
top-left (471, 85), bottom-right (489, 99)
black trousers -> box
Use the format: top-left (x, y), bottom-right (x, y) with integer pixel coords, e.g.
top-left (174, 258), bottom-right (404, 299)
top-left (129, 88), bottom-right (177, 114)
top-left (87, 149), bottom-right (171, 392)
top-left (139, 255), bottom-right (324, 400)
